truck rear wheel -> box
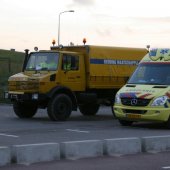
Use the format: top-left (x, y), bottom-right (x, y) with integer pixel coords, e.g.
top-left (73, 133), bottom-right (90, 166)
top-left (47, 94), bottom-right (72, 121)
top-left (13, 102), bottom-right (38, 118)
top-left (118, 119), bottom-right (133, 126)
top-left (79, 104), bottom-right (99, 116)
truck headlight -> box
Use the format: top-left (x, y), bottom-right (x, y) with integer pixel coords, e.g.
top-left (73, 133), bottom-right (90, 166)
top-left (151, 96), bottom-right (168, 106)
top-left (115, 94), bottom-right (121, 104)
top-left (4, 92), bottom-right (9, 99)
top-left (32, 93), bottom-right (38, 100)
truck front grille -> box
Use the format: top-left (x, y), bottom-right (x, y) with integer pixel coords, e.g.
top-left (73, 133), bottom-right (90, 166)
top-left (121, 98), bottom-right (151, 106)
top-left (9, 81), bottom-right (39, 91)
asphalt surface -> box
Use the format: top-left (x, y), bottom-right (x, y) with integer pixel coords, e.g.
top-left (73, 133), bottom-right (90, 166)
top-left (0, 104), bottom-right (170, 147)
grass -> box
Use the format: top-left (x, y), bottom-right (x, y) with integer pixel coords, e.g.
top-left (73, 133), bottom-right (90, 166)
top-left (0, 49), bottom-right (25, 102)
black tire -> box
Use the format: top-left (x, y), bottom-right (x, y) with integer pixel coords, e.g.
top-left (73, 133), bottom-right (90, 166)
top-left (79, 103), bottom-right (100, 116)
top-left (47, 94), bottom-right (72, 121)
top-left (13, 102), bottom-right (37, 118)
top-left (165, 116), bottom-right (170, 129)
top-left (118, 119), bottom-right (133, 126)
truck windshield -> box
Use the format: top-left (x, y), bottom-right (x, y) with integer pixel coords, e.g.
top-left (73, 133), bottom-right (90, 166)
top-left (128, 62), bottom-right (170, 85)
top-left (25, 52), bottom-right (59, 71)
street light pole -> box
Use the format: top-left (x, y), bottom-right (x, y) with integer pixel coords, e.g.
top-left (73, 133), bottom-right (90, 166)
top-left (58, 10), bottom-right (74, 46)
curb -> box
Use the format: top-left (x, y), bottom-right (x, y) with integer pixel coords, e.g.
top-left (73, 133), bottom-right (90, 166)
top-left (61, 140), bottom-right (103, 160)
top-left (1, 135), bottom-right (170, 166)
top-left (142, 135), bottom-right (170, 152)
top-left (103, 137), bottom-right (141, 156)
top-left (12, 143), bottom-right (60, 164)
top-left (0, 147), bottom-right (10, 166)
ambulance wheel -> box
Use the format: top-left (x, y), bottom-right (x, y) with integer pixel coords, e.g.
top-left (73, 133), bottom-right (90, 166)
top-left (118, 119), bottom-right (133, 126)
top-left (165, 116), bottom-right (170, 129)
top-left (13, 102), bottom-right (37, 118)
top-left (79, 103), bottom-right (99, 116)
top-left (47, 94), bottom-right (72, 121)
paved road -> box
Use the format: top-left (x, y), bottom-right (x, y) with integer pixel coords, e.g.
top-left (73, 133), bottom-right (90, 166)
top-left (0, 104), bottom-right (170, 146)
top-left (2, 151), bottom-right (170, 170)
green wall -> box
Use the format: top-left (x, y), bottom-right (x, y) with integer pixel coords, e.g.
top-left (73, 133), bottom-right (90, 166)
top-left (0, 49), bottom-right (25, 102)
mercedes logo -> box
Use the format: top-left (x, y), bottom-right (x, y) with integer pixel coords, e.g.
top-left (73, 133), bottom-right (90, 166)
top-left (131, 98), bottom-right (138, 105)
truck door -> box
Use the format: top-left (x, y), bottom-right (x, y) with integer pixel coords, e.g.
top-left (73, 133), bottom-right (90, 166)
top-left (60, 53), bottom-right (85, 91)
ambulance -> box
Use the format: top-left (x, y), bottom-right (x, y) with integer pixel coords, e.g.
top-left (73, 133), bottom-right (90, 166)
top-left (114, 48), bottom-right (170, 128)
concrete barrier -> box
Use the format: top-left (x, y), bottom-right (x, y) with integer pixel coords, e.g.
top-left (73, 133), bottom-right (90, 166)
top-left (142, 135), bottom-right (170, 152)
top-left (0, 146), bottom-right (11, 166)
top-left (2, 135), bottom-right (170, 166)
top-left (61, 140), bottom-right (103, 160)
top-left (12, 143), bottom-right (60, 164)
top-left (104, 138), bottom-right (141, 156)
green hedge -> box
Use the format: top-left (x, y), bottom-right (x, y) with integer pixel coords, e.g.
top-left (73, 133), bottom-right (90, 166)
top-left (0, 49), bottom-right (24, 102)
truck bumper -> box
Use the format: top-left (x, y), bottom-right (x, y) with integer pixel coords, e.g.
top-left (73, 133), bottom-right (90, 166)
top-left (4, 91), bottom-right (47, 101)
top-left (114, 105), bottom-right (170, 122)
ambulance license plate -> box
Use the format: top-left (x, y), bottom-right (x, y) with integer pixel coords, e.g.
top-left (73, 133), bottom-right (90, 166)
top-left (126, 114), bottom-right (141, 119)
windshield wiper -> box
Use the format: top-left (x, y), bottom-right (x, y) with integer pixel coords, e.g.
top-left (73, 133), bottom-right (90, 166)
top-left (26, 67), bottom-right (36, 71)
top-left (41, 67), bottom-right (48, 71)
top-left (147, 82), bottom-right (164, 85)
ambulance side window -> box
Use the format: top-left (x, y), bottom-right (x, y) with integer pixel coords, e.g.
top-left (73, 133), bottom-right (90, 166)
top-left (62, 54), bottom-right (79, 71)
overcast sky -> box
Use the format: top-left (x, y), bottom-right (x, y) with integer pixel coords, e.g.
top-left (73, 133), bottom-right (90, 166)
top-left (0, 0), bottom-right (170, 52)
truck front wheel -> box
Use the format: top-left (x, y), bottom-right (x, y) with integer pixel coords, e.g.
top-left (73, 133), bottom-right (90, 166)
top-left (13, 102), bottom-right (38, 118)
top-left (79, 104), bottom-right (99, 116)
top-left (47, 94), bottom-right (72, 121)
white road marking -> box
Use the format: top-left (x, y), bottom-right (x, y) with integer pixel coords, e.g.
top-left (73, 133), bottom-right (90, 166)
top-left (0, 133), bottom-right (19, 138)
top-left (162, 166), bottom-right (170, 169)
top-left (66, 129), bottom-right (89, 133)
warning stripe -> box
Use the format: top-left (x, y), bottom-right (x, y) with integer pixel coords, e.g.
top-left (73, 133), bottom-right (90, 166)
top-left (137, 93), bottom-right (153, 99)
top-left (120, 92), bottom-right (154, 99)
top-left (120, 92), bottom-right (137, 98)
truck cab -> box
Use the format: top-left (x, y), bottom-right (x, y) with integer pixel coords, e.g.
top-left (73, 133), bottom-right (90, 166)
top-left (5, 49), bottom-right (85, 120)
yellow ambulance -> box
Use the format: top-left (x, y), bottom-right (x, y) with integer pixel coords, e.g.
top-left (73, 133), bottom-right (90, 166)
top-left (114, 48), bottom-right (170, 128)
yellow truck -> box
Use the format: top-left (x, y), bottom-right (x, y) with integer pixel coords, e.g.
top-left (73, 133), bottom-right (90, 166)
top-left (4, 45), bottom-right (147, 121)
top-left (114, 48), bottom-right (170, 128)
